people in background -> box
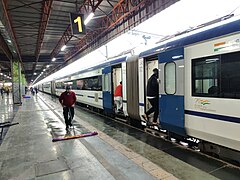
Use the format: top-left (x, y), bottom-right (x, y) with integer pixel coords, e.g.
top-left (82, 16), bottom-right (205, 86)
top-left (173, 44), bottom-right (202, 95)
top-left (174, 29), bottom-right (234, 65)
top-left (0, 88), bottom-right (3, 98)
top-left (59, 86), bottom-right (77, 131)
top-left (34, 87), bottom-right (38, 95)
top-left (6, 87), bottom-right (9, 96)
top-left (114, 81), bottom-right (123, 113)
top-left (142, 68), bottom-right (159, 125)
top-left (30, 87), bottom-right (35, 95)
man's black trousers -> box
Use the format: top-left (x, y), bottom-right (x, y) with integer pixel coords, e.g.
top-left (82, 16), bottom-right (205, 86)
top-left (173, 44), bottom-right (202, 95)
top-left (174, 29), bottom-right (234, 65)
top-left (146, 98), bottom-right (159, 122)
top-left (63, 107), bottom-right (74, 127)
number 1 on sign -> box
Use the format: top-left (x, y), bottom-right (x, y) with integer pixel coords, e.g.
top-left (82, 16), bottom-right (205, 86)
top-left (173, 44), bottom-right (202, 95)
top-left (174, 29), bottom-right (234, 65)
top-left (74, 16), bottom-right (82, 32)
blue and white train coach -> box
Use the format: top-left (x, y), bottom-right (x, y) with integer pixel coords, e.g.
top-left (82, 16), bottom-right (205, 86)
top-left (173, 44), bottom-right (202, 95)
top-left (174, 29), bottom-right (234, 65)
top-left (41, 16), bottom-right (240, 163)
top-left (138, 16), bottom-right (240, 161)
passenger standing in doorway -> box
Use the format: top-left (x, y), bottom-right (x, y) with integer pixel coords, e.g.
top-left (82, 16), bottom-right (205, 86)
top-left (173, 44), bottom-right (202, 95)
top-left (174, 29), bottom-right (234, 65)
top-left (114, 81), bottom-right (123, 113)
top-left (142, 68), bottom-right (159, 125)
top-left (59, 86), bottom-right (76, 131)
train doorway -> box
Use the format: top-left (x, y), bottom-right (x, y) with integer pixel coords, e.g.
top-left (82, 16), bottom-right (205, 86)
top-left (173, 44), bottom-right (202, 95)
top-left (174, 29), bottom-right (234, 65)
top-left (113, 65), bottom-right (122, 114)
top-left (144, 58), bottom-right (159, 122)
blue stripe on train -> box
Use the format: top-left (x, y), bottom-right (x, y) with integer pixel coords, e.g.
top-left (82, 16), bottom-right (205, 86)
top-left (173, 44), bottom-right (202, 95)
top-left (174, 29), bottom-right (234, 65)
top-left (185, 110), bottom-right (240, 124)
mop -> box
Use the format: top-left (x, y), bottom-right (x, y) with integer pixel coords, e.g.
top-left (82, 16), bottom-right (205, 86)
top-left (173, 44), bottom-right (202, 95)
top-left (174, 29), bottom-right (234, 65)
top-left (52, 107), bottom-right (98, 142)
top-left (0, 122), bottom-right (19, 139)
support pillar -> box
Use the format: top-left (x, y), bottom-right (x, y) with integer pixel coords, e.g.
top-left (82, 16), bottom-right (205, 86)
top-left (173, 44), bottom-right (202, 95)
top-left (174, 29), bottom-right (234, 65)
top-left (12, 61), bottom-right (22, 104)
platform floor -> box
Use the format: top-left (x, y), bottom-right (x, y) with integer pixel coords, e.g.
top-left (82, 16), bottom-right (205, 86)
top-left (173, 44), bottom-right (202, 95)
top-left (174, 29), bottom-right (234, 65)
top-left (0, 93), bottom-right (239, 180)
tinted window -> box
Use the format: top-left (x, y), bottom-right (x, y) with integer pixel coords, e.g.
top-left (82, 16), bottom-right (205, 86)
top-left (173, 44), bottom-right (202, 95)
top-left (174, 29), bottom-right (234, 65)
top-left (192, 51), bottom-right (240, 99)
top-left (74, 76), bottom-right (102, 91)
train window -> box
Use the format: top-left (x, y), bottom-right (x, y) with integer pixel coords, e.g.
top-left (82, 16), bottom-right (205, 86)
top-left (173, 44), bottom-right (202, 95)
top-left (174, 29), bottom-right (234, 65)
top-left (76, 80), bottom-right (84, 89)
top-left (221, 52), bottom-right (240, 98)
top-left (165, 62), bottom-right (176, 94)
top-left (192, 55), bottom-right (219, 97)
top-left (103, 74), bottom-right (109, 91)
top-left (192, 51), bottom-right (240, 99)
top-left (75, 76), bottom-right (102, 91)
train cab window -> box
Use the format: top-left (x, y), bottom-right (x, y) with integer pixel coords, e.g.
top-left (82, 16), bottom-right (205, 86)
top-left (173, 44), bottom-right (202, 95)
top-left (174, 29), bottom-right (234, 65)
top-left (165, 62), bottom-right (176, 94)
top-left (192, 51), bottom-right (240, 99)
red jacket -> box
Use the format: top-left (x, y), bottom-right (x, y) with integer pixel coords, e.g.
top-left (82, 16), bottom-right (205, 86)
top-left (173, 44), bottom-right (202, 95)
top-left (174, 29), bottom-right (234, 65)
top-left (59, 91), bottom-right (76, 107)
top-left (114, 84), bottom-right (122, 97)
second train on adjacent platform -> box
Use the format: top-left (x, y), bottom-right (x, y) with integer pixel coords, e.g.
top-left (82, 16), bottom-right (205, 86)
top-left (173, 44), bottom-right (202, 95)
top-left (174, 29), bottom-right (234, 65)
top-left (40, 16), bottom-right (240, 163)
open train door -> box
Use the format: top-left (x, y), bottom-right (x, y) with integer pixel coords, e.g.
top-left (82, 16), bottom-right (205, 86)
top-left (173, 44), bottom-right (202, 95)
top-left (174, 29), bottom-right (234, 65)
top-left (102, 66), bottom-right (113, 113)
top-left (159, 47), bottom-right (186, 136)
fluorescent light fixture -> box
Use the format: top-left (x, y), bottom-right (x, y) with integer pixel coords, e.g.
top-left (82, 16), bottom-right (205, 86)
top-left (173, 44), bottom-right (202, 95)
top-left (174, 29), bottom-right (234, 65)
top-left (7, 39), bottom-right (11, 43)
top-left (52, 57), bottom-right (56, 61)
top-left (46, 65), bottom-right (50, 68)
top-left (84, 12), bottom-right (94, 25)
top-left (172, 55), bottom-right (183, 59)
top-left (61, 45), bottom-right (67, 51)
top-left (34, 73), bottom-right (37, 75)
top-left (33, 0), bottom-right (240, 87)
top-left (43, 69), bottom-right (46, 72)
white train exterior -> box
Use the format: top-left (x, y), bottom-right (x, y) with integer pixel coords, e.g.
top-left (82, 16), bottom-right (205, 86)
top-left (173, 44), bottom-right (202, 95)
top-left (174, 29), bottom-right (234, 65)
top-left (41, 17), bottom-right (240, 161)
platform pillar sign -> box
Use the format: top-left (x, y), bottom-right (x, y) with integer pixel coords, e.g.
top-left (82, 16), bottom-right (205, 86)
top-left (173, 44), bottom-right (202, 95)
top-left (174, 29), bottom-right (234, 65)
top-left (70, 13), bottom-right (86, 35)
top-left (12, 61), bottom-right (22, 104)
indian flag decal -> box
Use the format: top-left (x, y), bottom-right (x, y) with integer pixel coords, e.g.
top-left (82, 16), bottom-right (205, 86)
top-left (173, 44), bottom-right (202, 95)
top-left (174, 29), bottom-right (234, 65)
top-left (214, 41), bottom-right (226, 52)
top-left (214, 38), bottom-right (240, 52)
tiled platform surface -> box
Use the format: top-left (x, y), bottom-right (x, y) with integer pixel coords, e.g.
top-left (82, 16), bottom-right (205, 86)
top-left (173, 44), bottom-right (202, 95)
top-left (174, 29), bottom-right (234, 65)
top-left (0, 94), bottom-right (178, 180)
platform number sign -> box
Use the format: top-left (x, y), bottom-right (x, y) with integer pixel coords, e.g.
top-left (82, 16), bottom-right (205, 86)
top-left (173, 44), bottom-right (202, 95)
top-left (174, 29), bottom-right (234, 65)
top-left (70, 13), bottom-right (86, 35)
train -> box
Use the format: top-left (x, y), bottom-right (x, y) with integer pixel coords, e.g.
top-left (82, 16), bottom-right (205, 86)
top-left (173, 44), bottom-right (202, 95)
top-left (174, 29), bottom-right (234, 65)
top-left (38, 15), bottom-right (240, 164)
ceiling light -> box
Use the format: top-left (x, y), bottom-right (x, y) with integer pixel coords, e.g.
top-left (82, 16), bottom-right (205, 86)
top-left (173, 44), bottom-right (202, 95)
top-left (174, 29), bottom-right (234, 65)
top-left (34, 73), bottom-right (37, 75)
top-left (52, 57), bottom-right (56, 61)
top-left (46, 65), bottom-right (50, 68)
top-left (43, 69), bottom-right (46, 72)
top-left (0, 73), bottom-right (2, 75)
top-left (61, 45), bottom-right (67, 51)
top-left (84, 12), bottom-right (94, 25)
top-left (7, 39), bottom-right (11, 43)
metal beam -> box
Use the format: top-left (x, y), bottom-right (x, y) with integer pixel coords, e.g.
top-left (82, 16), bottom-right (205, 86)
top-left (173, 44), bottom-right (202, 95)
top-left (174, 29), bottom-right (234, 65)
top-left (35, 0), bottom-right (53, 61)
top-left (0, 34), bottom-right (12, 61)
top-left (2, 0), bottom-right (23, 64)
top-left (32, 0), bottom-right (53, 80)
top-left (64, 0), bottom-right (179, 61)
top-left (8, 1), bottom-right (42, 11)
top-left (50, 0), bottom-right (103, 59)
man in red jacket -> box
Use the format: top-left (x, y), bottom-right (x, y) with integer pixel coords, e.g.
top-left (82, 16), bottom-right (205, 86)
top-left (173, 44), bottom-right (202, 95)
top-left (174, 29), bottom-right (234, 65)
top-left (114, 81), bottom-right (122, 113)
top-left (59, 85), bottom-right (77, 131)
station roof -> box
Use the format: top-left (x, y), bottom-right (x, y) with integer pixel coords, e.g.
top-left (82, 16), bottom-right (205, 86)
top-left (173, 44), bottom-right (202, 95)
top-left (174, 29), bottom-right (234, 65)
top-left (0, 0), bottom-right (178, 83)
top-left (0, 0), bottom-right (240, 84)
